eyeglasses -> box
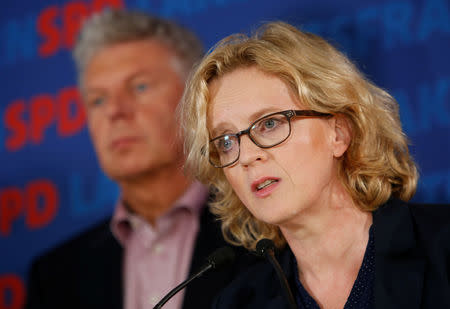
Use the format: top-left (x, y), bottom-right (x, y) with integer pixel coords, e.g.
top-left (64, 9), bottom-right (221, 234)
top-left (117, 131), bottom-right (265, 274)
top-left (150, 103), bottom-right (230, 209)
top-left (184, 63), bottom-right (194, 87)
top-left (208, 109), bottom-right (333, 168)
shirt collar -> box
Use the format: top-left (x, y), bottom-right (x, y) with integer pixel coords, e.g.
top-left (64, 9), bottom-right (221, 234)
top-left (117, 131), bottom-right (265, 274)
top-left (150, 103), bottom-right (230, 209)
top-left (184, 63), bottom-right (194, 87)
top-left (110, 181), bottom-right (208, 247)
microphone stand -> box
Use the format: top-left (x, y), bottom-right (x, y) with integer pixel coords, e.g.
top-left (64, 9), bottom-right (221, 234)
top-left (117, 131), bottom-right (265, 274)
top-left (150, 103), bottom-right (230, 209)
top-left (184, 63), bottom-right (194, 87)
top-left (153, 246), bottom-right (235, 309)
top-left (256, 239), bottom-right (297, 309)
top-left (153, 264), bottom-right (212, 309)
top-left (265, 248), bottom-right (297, 309)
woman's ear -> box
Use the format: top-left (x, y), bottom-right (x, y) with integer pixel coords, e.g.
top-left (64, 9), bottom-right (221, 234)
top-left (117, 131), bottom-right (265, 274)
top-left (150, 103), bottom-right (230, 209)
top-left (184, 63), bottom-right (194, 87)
top-left (331, 114), bottom-right (352, 158)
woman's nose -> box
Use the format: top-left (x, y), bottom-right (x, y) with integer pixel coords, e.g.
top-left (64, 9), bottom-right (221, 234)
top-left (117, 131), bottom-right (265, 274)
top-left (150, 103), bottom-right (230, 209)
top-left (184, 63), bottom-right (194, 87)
top-left (238, 135), bottom-right (266, 166)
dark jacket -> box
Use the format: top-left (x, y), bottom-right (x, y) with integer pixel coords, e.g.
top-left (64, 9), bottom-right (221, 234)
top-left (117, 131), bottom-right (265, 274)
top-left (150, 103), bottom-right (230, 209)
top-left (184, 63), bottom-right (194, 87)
top-left (25, 206), bottom-right (253, 309)
top-left (213, 199), bottom-right (450, 309)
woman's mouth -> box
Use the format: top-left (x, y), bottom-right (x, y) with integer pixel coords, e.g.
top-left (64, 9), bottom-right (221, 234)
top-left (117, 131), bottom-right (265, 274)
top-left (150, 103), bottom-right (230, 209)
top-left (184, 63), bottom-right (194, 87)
top-left (256, 179), bottom-right (278, 190)
top-left (252, 177), bottom-right (280, 197)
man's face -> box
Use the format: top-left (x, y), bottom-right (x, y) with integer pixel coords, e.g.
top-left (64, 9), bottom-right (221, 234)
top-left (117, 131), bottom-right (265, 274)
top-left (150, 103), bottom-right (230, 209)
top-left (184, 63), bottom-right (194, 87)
top-left (82, 40), bottom-right (186, 181)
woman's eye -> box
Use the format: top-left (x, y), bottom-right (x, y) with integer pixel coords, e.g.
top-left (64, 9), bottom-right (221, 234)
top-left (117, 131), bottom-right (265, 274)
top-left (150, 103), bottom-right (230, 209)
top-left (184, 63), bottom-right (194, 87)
top-left (223, 139), bottom-right (232, 149)
top-left (263, 118), bottom-right (277, 129)
top-left (258, 117), bottom-right (280, 131)
top-left (218, 137), bottom-right (234, 152)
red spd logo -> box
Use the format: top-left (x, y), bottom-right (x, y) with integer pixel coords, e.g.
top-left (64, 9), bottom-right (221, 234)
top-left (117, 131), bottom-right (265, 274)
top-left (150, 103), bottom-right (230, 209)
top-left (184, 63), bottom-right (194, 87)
top-left (38, 0), bottom-right (124, 57)
top-left (0, 179), bottom-right (59, 236)
top-left (0, 275), bottom-right (25, 309)
top-left (4, 86), bottom-right (86, 152)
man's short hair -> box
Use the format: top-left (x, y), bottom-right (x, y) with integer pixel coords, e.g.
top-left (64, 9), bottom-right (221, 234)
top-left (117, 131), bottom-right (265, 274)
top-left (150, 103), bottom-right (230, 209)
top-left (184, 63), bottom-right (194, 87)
top-left (73, 9), bottom-right (204, 86)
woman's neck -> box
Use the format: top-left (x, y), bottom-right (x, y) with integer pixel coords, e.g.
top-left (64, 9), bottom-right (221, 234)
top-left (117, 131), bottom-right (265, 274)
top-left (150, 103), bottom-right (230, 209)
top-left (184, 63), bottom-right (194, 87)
top-left (280, 189), bottom-right (373, 308)
top-left (285, 207), bottom-right (372, 274)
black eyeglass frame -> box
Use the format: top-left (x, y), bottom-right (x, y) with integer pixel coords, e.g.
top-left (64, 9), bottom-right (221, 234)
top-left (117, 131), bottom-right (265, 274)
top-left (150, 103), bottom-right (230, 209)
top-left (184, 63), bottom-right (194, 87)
top-left (208, 109), bottom-right (333, 168)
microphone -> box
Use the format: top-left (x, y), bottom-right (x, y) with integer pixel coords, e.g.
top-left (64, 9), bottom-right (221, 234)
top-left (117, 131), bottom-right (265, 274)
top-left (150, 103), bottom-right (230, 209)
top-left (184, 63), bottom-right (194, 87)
top-left (153, 246), bottom-right (236, 309)
top-left (256, 239), bottom-right (297, 309)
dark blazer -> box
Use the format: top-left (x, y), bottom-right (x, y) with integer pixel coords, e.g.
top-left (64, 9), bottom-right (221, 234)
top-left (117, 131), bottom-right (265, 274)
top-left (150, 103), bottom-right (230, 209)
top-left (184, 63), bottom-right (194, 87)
top-left (25, 205), bottom-right (252, 309)
top-left (213, 199), bottom-right (450, 309)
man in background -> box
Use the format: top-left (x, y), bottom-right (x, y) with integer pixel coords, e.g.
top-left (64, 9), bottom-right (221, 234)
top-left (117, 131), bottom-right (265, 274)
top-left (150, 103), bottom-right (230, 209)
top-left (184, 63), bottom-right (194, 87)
top-left (25, 9), bottom-right (240, 309)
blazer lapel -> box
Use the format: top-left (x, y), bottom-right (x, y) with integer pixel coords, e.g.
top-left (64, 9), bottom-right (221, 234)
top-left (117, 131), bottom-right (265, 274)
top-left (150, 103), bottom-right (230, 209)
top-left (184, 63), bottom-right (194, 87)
top-left (182, 205), bottom-right (230, 309)
top-left (80, 221), bottom-right (123, 309)
top-left (183, 204), bottom-right (260, 308)
top-left (373, 200), bottom-right (425, 309)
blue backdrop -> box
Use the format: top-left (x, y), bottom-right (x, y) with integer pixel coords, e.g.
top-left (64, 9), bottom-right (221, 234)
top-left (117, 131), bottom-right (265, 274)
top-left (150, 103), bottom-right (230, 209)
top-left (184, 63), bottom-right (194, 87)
top-left (1, 0), bottom-right (449, 308)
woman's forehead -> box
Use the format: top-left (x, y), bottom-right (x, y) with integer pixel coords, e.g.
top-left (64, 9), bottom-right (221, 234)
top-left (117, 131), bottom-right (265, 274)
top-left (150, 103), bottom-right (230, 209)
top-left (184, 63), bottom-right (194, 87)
top-left (206, 68), bottom-right (304, 134)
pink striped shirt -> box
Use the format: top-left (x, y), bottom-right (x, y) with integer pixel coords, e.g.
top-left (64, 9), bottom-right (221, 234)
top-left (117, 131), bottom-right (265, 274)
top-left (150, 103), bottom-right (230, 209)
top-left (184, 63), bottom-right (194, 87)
top-left (111, 181), bottom-right (208, 309)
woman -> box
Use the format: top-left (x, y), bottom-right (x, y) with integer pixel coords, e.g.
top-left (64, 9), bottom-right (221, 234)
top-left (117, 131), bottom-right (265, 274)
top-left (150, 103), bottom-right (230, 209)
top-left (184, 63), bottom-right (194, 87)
top-left (179, 22), bottom-right (450, 308)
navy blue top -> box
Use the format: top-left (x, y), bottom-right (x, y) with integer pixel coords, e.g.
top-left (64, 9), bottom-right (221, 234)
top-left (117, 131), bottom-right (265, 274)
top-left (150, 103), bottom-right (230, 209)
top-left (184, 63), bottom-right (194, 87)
top-left (211, 201), bottom-right (450, 309)
top-left (292, 225), bottom-right (375, 309)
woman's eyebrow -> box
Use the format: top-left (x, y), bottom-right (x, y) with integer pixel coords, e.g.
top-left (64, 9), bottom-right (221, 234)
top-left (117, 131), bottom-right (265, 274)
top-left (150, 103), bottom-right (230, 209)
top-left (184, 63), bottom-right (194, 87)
top-left (248, 107), bottom-right (281, 122)
top-left (210, 123), bottom-right (234, 139)
top-left (209, 106), bottom-right (282, 138)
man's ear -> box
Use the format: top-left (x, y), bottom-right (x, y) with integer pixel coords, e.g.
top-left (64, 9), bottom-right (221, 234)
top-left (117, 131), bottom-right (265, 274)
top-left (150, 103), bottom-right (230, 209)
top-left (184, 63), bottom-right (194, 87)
top-left (331, 114), bottom-right (352, 158)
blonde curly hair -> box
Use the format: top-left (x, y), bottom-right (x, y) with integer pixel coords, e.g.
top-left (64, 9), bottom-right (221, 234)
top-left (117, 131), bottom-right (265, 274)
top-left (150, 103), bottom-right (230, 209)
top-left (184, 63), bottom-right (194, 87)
top-left (179, 21), bottom-right (418, 250)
